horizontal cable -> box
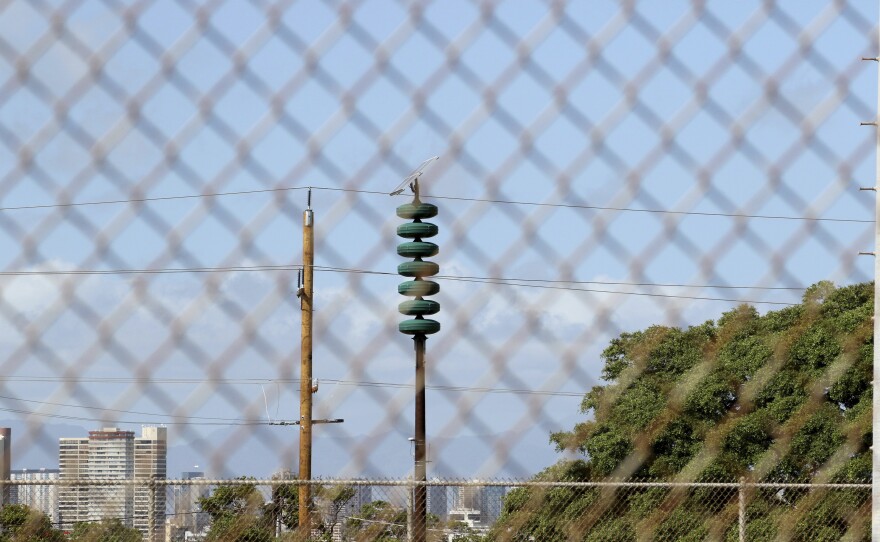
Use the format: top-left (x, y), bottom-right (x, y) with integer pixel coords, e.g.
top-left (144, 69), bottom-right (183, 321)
top-left (0, 406), bottom-right (281, 426)
top-left (0, 393), bottom-right (256, 422)
top-left (0, 184), bottom-right (869, 223)
top-left (0, 264), bottom-right (801, 305)
top-left (0, 377), bottom-right (585, 397)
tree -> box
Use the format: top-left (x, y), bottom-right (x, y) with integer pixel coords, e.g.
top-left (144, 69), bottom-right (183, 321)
top-left (265, 483), bottom-right (299, 534)
top-left (198, 478), bottom-right (273, 542)
top-left (346, 501), bottom-right (407, 541)
top-left (492, 281), bottom-right (874, 541)
top-left (70, 519), bottom-right (141, 542)
top-left (312, 485), bottom-right (355, 541)
top-left (0, 504), bottom-right (64, 542)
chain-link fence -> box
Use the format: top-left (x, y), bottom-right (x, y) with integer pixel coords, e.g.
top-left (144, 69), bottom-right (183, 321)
top-left (0, 1), bottom-right (878, 540)
top-left (0, 478), bottom-right (872, 541)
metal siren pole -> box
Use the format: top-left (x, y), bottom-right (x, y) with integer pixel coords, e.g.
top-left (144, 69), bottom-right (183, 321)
top-left (397, 181), bottom-right (440, 542)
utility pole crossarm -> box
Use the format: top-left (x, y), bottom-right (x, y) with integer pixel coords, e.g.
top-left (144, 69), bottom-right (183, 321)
top-left (271, 419), bottom-right (344, 426)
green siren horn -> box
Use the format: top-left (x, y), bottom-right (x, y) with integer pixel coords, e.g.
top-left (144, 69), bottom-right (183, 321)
top-left (393, 157), bottom-right (440, 336)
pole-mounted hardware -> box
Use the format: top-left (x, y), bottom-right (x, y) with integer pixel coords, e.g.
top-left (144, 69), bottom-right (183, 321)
top-left (394, 157), bottom-right (440, 542)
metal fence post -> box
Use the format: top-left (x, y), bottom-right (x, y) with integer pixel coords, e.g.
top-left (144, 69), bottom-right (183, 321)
top-left (148, 479), bottom-right (156, 542)
top-left (739, 477), bottom-right (746, 542)
top-left (406, 477), bottom-right (413, 542)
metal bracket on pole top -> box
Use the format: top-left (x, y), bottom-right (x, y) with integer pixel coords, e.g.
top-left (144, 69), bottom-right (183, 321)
top-left (271, 419), bottom-right (344, 426)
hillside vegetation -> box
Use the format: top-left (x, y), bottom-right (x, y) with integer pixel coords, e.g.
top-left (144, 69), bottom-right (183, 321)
top-left (492, 281), bottom-right (873, 541)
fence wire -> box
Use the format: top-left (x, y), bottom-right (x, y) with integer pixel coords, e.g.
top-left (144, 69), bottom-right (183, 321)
top-left (0, 478), bottom-right (872, 541)
top-left (0, 1), bottom-right (877, 540)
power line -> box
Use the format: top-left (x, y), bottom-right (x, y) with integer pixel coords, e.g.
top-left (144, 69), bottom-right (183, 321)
top-left (0, 393), bottom-right (255, 422)
top-left (316, 265), bottom-right (807, 291)
top-left (0, 184), bottom-right (869, 224)
top-left (0, 379), bottom-right (589, 428)
top-left (0, 264), bottom-right (302, 276)
top-left (0, 376), bottom-right (585, 397)
top-left (0, 263), bottom-right (800, 305)
top-left (435, 276), bottom-right (798, 306)
top-left (0, 404), bottom-right (283, 426)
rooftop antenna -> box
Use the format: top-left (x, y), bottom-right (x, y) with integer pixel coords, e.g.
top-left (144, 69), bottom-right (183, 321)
top-left (389, 156), bottom-right (439, 198)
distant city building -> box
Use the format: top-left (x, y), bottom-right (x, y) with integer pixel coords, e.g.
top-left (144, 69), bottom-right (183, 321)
top-left (480, 485), bottom-right (507, 526)
top-left (58, 426), bottom-right (167, 539)
top-left (173, 470), bottom-right (209, 535)
top-left (58, 436), bottom-right (89, 531)
top-left (132, 426), bottom-right (167, 540)
top-left (451, 483), bottom-right (507, 527)
top-left (11, 468), bottom-right (60, 524)
top-left (452, 484), bottom-right (480, 511)
top-left (87, 428), bottom-right (134, 527)
top-left (447, 508), bottom-right (481, 529)
top-left (427, 481), bottom-right (450, 521)
top-left (338, 481), bottom-right (372, 519)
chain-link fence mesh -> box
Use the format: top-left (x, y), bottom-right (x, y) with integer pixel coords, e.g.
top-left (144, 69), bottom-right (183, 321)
top-left (0, 478), bottom-right (873, 541)
top-left (0, 0), bottom-right (878, 540)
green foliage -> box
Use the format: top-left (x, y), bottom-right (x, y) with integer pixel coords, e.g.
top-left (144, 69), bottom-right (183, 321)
top-left (198, 478), bottom-right (280, 542)
top-left (265, 483), bottom-right (300, 532)
top-left (0, 504), bottom-right (64, 542)
top-left (197, 479), bottom-right (365, 542)
top-left (346, 500), bottom-right (407, 541)
top-left (502, 281), bottom-right (874, 541)
top-left (718, 335), bottom-right (771, 380)
top-left (788, 324), bottom-right (841, 373)
top-left (70, 519), bottom-right (141, 542)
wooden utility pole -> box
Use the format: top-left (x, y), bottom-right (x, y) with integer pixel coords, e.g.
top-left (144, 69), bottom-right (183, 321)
top-left (299, 195), bottom-right (314, 537)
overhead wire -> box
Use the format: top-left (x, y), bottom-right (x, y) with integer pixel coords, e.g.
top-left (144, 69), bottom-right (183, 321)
top-left (0, 263), bottom-right (801, 305)
top-left (0, 393), bottom-right (257, 422)
top-left (0, 376), bottom-right (585, 397)
top-left (0, 184), bottom-right (869, 224)
top-left (0, 405), bottom-right (275, 426)
top-left (0, 374), bottom-right (594, 424)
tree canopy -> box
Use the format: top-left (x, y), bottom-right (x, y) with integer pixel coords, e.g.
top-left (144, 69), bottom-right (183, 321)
top-left (196, 478), bottom-right (367, 541)
top-left (198, 478), bottom-right (278, 542)
top-left (0, 504), bottom-right (64, 542)
top-left (492, 281), bottom-right (873, 541)
top-left (69, 519), bottom-right (141, 542)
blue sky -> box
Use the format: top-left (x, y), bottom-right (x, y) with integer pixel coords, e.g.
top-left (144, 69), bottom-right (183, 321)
top-left (0, 0), bottom-right (876, 478)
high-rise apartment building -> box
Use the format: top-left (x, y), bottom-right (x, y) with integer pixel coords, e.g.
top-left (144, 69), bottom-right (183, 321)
top-left (173, 470), bottom-right (209, 534)
top-left (133, 427), bottom-right (167, 540)
top-left (426, 480), bottom-right (449, 521)
top-left (58, 437), bottom-right (89, 532)
top-left (87, 428), bottom-right (134, 527)
top-left (480, 485), bottom-right (507, 527)
top-left (58, 427), bottom-right (167, 538)
top-left (11, 468), bottom-right (60, 524)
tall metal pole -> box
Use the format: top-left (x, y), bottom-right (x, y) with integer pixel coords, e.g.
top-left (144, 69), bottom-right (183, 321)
top-left (299, 198), bottom-right (314, 537)
top-left (872, 47), bottom-right (880, 541)
top-left (395, 170), bottom-right (441, 542)
top-left (414, 335), bottom-right (427, 542)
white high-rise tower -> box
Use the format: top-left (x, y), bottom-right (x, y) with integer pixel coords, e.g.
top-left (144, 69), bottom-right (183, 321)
top-left (58, 427), bottom-right (167, 538)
